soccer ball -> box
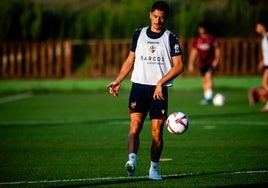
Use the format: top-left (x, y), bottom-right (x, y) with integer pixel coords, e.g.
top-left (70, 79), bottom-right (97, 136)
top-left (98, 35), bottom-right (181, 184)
top-left (166, 112), bottom-right (189, 135)
top-left (213, 93), bottom-right (225, 106)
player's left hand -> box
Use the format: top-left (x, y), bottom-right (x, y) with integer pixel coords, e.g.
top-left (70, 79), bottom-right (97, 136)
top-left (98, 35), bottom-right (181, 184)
top-left (153, 84), bottom-right (164, 100)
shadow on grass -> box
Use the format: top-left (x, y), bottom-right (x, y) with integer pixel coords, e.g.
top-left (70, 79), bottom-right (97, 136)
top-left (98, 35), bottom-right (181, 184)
top-left (0, 118), bottom-right (131, 128)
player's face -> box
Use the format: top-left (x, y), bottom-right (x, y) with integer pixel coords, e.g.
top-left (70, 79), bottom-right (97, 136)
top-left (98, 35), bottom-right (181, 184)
top-left (198, 27), bottom-right (206, 35)
top-left (255, 23), bottom-right (264, 36)
top-left (150, 9), bottom-right (166, 33)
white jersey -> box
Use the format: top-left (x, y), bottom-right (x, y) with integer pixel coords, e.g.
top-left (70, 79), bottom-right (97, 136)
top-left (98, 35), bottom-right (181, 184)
top-left (262, 32), bottom-right (268, 66)
top-left (131, 27), bottom-right (175, 87)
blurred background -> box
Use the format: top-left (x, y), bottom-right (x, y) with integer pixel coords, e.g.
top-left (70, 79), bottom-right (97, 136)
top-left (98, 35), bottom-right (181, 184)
top-left (0, 0), bottom-right (268, 78)
top-left (1, 0), bottom-right (267, 40)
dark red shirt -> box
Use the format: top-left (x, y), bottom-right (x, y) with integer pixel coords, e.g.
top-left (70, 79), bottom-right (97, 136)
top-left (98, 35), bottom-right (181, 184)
top-left (193, 34), bottom-right (219, 68)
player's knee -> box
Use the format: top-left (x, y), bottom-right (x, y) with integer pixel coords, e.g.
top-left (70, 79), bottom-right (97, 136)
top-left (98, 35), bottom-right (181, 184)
top-left (130, 120), bottom-right (143, 134)
top-left (151, 127), bottom-right (163, 139)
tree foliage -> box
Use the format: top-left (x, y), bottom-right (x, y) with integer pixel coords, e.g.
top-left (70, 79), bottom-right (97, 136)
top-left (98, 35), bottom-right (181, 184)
top-left (0, 0), bottom-right (267, 42)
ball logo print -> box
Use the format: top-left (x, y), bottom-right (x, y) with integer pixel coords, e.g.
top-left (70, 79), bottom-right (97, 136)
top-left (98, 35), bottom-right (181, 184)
top-left (166, 112), bottom-right (189, 135)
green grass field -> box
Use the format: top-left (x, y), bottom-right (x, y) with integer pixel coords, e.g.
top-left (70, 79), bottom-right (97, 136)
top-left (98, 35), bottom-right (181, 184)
top-left (0, 77), bottom-right (267, 187)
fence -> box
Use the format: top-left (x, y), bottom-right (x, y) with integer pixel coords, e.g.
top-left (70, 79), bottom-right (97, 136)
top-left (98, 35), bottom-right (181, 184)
top-left (0, 41), bottom-right (72, 78)
top-left (0, 38), bottom-right (262, 79)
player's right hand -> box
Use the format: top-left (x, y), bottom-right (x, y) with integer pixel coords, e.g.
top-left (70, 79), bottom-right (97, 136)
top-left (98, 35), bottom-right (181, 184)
top-left (258, 60), bottom-right (264, 72)
top-left (107, 80), bottom-right (121, 97)
top-left (188, 64), bottom-right (194, 74)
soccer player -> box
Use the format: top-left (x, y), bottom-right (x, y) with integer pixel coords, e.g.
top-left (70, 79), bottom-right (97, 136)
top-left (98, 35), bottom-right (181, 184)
top-left (107, 1), bottom-right (184, 180)
top-left (188, 22), bottom-right (220, 105)
top-left (248, 19), bottom-right (268, 112)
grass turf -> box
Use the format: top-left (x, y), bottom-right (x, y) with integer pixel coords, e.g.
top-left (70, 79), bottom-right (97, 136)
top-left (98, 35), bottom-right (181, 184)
top-left (0, 77), bottom-right (267, 187)
top-left (0, 76), bottom-right (262, 93)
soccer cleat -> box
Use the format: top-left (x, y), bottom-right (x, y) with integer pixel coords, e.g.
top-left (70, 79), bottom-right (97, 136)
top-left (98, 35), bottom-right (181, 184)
top-left (199, 99), bottom-right (212, 105)
top-left (125, 160), bottom-right (136, 176)
top-left (260, 107), bottom-right (268, 112)
top-left (149, 169), bottom-right (162, 180)
top-left (260, 103), bottom-right (268, 112)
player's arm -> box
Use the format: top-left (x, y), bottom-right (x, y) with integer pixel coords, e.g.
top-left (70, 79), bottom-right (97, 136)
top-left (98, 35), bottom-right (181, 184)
top-left (212, 46), bottom-right (220, 68)
top-left (107, 51), bottom-right (135, 96)
top-left (188, 47), bottom-right (197, 74)
top-left (108, 29), bottom-right (140, 97)
top-left (262, 69), bottom-right (268, 91)
top-left (159, 55), bottom-right (184, 85)
top-left (153, 55), bottom-right (184, 100)
top-left (115, 51), bottom-right (135, 83)
top-left (258, 60), bottom-right (264, 72)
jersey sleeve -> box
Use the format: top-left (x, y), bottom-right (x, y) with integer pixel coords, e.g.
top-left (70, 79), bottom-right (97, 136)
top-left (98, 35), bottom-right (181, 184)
top-left (169, 33), bottom-right (183, 56)
top-left (130, 28), bottom-right (142, 52)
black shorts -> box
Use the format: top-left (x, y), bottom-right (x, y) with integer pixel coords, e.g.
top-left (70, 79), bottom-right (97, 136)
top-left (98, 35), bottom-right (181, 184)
top-left (128, 83), bottom-right (168, 120)
top-left (200, 65), bottom-right (214, 77)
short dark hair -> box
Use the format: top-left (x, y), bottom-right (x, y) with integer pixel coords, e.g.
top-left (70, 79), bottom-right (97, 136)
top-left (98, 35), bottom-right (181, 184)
top-left (198, 21), bottom-right (209, 30)
top-left (256, 19), bottom-right (268, 30)
top-left (151, 1), bottom-right (169, 18)
top-left (198, 21), bottom-right (210, 33)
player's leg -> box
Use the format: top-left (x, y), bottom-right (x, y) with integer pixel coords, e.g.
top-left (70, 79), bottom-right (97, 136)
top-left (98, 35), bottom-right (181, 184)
top-left (148, 87), bottom-right (168, 180)
top-left (150, 119), bottom-right (164, 162)
top-left (128, 112), bottom-right (145, 155)
top-left (125, 112), bottom-right (145, 176)
top-left (200, 67), bottom-right (213, 105)
top-left (149, 119), bottom-right (164, 180)
top-left (126, 83), bottom-right (148, 176)
top-left (260, 69), bottom-right (268, 112)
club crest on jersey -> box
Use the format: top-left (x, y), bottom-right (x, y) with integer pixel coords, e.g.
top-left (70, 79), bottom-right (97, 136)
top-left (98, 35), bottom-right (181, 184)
top-left (130, 101), bottom-right (136, 109)
top-left (149, 45), bottom-right (156, 53)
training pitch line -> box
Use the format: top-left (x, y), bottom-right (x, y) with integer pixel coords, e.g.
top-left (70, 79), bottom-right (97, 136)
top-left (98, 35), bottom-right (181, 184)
top-left (0, 169), bottom-right (267, 185)
top-left (0, 93), bottom-right (32, 104)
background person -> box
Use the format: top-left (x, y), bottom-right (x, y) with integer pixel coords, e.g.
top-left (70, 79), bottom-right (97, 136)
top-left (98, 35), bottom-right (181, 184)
top-left (107, 1), bottom-right (184, 180)
top-left (248, 19), bottom-right (268, 112)
top-left (188, 21), bottom-right (220, 105)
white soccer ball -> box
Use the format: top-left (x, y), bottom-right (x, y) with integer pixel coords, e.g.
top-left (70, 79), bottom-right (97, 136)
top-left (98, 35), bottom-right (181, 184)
top-left (166, 112), bottom-right (189, 135)
top-left (213, 93), bottom-right (225, 106)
